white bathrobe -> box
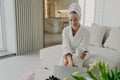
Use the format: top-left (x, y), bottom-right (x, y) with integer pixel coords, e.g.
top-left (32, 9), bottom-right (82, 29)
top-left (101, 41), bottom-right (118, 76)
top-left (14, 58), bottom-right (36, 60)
top-left (61, 25), bottom-right (90, 66)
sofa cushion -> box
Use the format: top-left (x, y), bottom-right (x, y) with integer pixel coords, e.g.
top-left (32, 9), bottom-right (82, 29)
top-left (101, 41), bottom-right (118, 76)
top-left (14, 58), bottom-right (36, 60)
top-left (83, 46), bottom-right (120, 70)
top-left (104, 27), bottom-right (120, 53)
top-left (86, 25), bottom-right (106, 47)
top-left (91, 23), bottom-right (112, 44)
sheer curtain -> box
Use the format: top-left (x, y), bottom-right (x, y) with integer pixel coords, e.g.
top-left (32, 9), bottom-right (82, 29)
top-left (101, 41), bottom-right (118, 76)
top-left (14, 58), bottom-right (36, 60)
top-left (79, 0), bottom-right (95, 26)
top-left (0, 0), bottom-right (6, 51)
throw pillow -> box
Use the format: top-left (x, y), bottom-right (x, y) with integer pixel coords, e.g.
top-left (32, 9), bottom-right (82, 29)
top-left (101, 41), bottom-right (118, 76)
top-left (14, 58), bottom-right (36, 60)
top-left (87, 26), bottom-right (106, 47)
top-left (91, 23), bottom-right (112, 44)
top-left (104, 27), bottom-right (120, 52)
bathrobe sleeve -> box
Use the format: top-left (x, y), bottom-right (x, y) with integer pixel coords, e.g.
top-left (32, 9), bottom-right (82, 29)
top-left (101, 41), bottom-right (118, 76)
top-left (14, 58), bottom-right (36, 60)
top-left (62, 27), bottom-right (74, 56)
top-left (78, 30), bottom-right (90, 52)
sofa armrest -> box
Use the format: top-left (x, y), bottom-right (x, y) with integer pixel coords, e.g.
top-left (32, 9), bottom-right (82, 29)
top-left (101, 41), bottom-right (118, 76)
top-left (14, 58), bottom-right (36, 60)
top-left (40, 45), bottom-right (62, 66)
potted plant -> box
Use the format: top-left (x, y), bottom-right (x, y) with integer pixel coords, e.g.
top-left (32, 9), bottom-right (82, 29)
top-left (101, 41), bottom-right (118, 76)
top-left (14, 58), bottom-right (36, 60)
top-left (64, 61), bottom-right (120, 80)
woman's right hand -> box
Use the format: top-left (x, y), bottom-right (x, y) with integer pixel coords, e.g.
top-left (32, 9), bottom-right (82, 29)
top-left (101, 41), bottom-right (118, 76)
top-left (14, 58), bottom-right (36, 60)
top-left (67, 59), bottom-right (74, 67)
top-left (64, 53), bottom-right (74, 67)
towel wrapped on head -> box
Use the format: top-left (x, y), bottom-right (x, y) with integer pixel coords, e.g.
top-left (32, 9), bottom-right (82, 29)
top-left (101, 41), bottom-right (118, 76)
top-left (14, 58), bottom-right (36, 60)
top-left (68, 3), bottom-right (82, 18)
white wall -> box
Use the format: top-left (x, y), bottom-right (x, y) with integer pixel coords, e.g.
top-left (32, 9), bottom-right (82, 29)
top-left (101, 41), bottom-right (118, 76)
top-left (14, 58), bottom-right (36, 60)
top-left (103, 0), bottom-right (120, 26)
top-left (3, 0), bottom-right (17, 53)
top-left (95, 0), bottom-right (120, 26)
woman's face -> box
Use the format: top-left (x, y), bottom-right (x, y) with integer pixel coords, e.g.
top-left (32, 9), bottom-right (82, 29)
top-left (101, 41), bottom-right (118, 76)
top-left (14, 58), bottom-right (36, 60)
top-left (69, 13), bottom-right (80, 31)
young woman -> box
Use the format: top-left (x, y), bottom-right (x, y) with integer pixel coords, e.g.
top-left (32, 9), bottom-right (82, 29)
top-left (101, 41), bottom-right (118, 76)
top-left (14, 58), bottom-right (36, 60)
top-left (61, 3), bottom-right (90, 67)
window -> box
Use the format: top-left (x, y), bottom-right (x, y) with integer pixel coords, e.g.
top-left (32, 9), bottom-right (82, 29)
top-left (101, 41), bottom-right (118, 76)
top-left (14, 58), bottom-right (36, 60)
top-left (79, 0), bottom-right (95, 26)
top-left (0, 0), bottom-right (6, 51)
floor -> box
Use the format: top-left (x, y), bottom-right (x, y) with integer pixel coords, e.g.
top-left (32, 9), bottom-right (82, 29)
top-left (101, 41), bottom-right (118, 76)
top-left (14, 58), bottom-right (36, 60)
top-left (0, 53), bottom-right (41, 80)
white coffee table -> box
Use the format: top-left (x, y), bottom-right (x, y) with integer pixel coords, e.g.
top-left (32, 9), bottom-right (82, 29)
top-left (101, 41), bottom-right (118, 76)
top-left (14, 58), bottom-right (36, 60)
top-left (18, 61), bottom-right (54, 80)
top-left (34, 68), bottom-right (53, 80)
top-left (20, 63), bottom-right (92, 80)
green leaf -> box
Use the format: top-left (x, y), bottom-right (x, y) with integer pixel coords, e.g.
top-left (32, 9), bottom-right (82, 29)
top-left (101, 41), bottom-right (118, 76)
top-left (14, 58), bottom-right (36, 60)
top-left (87, 70), bottom-right (98, 80)
top-left (114, 71), bottom-right (120, 79)
top-left (111, 70), bottom-right (115, 79)
top-left (115, 75), bottom-right (120, 80)
top-left (98, 62), bottom-right (108, 80)
top-left (72, 75), bottom-right (86, 80)
top-left (117, 71), bottom-right (120, 76)
top-left (107, 73), bottom-right (111, 80)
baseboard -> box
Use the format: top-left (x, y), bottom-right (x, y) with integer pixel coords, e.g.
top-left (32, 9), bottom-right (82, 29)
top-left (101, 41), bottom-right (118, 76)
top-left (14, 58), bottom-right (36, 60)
top-left (0, 53), bottom-right (16, 59)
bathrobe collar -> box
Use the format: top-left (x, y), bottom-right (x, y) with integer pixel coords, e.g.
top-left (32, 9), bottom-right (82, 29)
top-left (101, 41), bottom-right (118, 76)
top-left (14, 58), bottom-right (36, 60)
top-left (69, 25), bottom-right (84, 38)
top-left (69, 25), bottom-right (84, 48)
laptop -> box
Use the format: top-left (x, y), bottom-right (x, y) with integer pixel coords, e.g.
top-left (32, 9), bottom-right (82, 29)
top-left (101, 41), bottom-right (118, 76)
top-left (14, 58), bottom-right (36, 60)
top-left (54, 65), bottom-right (87, 80)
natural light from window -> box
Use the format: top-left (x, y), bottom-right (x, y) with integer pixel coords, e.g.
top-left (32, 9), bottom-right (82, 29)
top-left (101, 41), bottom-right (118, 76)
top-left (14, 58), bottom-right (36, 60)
top-left (0, 1), bottom-right (5, 50)
top-left (0, 15), bottom-right (3, 49)
top-left (79, 0), bottom-right (95, 26)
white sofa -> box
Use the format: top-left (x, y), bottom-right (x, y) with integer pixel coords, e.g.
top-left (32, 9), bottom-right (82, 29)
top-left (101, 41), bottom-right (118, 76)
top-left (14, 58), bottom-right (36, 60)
top-left (40, 23), bottom-right (120, 70)
top-left (40, 45), bottom-right (120, 70)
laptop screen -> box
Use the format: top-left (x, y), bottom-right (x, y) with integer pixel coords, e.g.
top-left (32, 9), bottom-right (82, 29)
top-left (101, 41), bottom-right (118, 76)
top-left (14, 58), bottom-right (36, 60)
top-left (54, 65), bottom-right (87, 80)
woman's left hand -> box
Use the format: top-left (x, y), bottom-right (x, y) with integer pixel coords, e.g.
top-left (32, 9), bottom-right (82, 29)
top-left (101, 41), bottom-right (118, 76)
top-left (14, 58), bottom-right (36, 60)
top-left (80, 51), bottom-right (87, 59)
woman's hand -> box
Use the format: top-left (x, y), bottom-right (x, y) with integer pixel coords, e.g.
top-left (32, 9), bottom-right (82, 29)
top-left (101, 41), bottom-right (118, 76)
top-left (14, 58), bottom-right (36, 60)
top-left (64, 53), bottom-right (75, 67)
top-left (63, 59), bottom-right (68, 66)
top-left (80, 51), bottom-right (87, 59)
top-left (67, 58), bottom-right (74, 67)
